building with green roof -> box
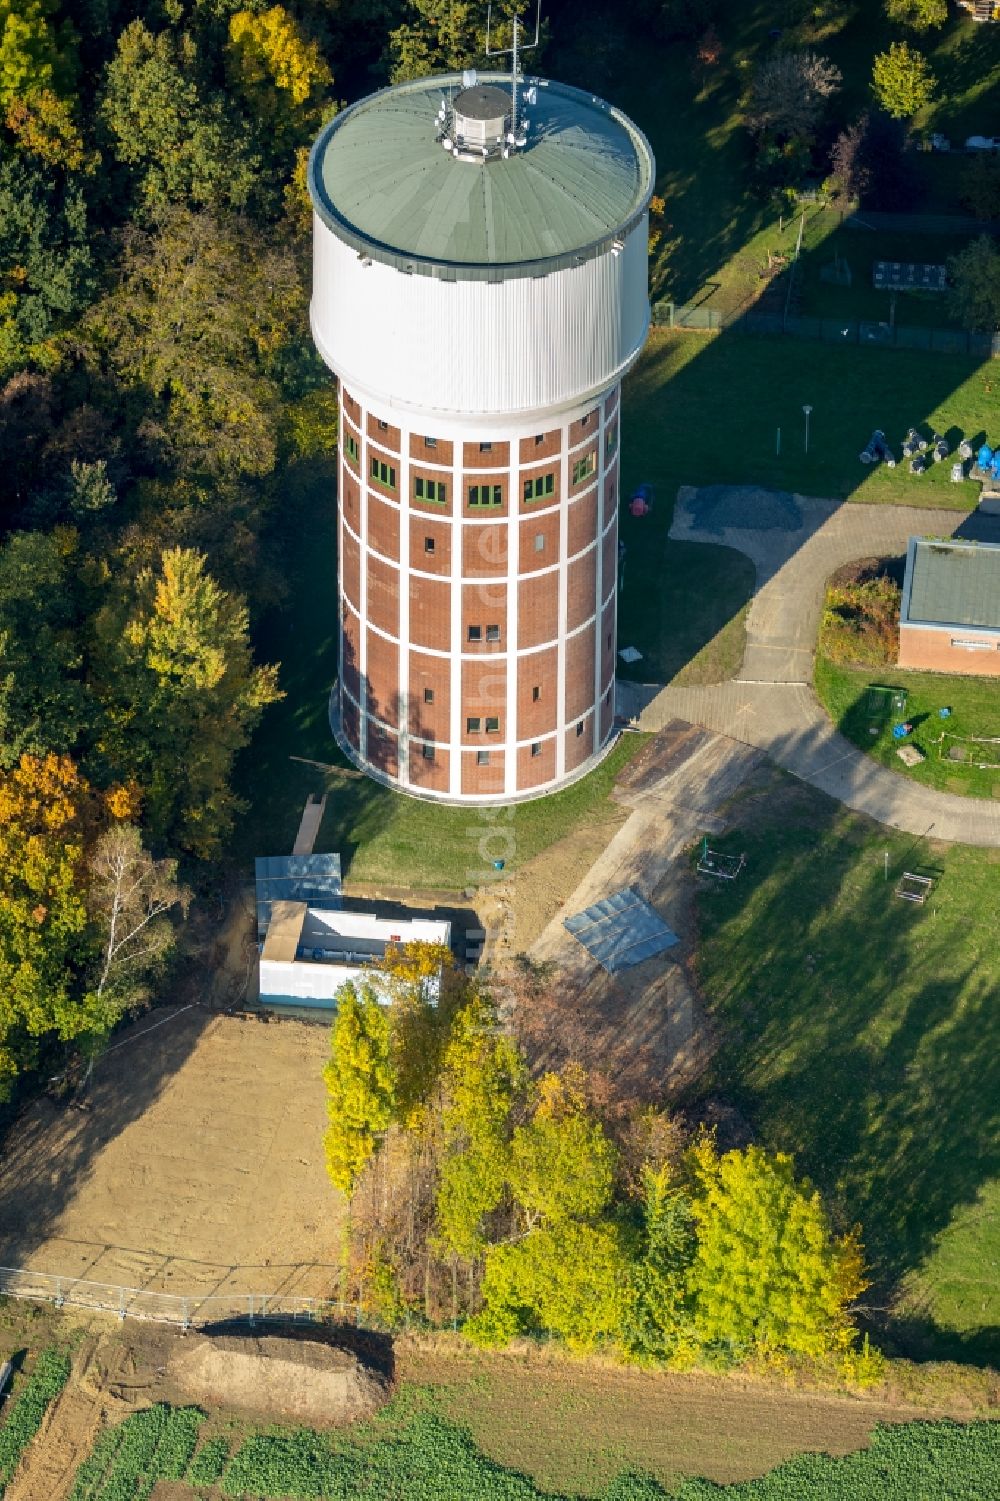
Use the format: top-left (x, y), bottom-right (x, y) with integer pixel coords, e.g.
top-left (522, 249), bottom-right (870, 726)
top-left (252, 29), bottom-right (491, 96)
top-left (899, 537), bottom-right (1000, 676)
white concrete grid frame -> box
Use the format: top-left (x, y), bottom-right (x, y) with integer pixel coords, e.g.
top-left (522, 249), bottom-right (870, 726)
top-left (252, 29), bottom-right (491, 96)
top-left (334, 387), bottom-right (621, 804)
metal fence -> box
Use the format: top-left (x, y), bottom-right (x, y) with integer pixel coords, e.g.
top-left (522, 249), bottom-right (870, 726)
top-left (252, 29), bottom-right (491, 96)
top-left (0, 1264), bottom-right (359, 1332)
top-left (651, 300), bottom-right (1000, 358)
top-left (845, 210), bottom-right (999, 236)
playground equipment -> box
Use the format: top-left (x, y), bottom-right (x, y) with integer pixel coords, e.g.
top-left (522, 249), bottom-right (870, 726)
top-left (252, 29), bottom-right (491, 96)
top-left (629, 483), bottom-right (654, 518)
top-left (896, 872), bottom-right (933, 904)
top-left (697, 838), bottom-right (746, 881)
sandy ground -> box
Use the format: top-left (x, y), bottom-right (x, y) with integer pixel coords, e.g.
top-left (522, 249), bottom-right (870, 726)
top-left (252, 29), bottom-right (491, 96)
top-left (482, 724), bottom-right (762, 1106)
top-left (0, 1010), bottom-right (342, 1309)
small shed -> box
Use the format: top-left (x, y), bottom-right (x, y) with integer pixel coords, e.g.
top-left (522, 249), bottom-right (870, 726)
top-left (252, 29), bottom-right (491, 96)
top-left (898, 536), bottom-right (1000, 675)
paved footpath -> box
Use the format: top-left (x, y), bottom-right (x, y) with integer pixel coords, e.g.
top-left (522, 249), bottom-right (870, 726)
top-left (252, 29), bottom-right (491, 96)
top-left (617, 488), bottom-right (1000, 848)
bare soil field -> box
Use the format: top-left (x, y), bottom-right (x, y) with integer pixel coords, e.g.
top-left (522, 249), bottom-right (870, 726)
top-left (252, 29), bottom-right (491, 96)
top-left (394, 1339), bottom-right (999, 1496)
top-left (0, 1009), bottom-right (342, 1306)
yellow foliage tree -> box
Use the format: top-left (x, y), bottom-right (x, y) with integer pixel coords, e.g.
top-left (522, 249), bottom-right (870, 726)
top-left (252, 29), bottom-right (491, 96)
top-left (0, 754), bottom-right (108, 1097)
top-left (687, 1139), bottom-right (869, 1362)
top-left (227, 6), bottom-right (331, 148)
top-left (323, 981), bottom-right (396, 1197)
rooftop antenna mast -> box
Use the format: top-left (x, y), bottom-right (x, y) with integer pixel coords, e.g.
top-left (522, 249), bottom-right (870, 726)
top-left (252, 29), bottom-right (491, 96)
top-left (486, 2), bottom-right (541, 139)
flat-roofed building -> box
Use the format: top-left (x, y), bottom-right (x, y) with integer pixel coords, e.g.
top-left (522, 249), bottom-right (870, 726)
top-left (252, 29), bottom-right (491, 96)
top-left (259, 901), bottom-right (451, 1011)
top-left (898, 536), bottom-right (1000, 676)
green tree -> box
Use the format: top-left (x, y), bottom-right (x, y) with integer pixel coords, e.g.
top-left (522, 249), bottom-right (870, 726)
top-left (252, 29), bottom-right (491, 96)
top-left (509, 1070), bottom-right (616, 1226)
top-left (622, 1165), bottom-right (699, 1364)
top-left (435, 993), bottom-right (524, 1260)
top-left (0, 753), bottom-right (108, 1097)
top-left (323, 980), bottom-right (396, 1197)
top-left (885, 0), bottom-right (947, 31)
top-left (227, 5), bottom-right (332, 160)
top-left (948, 235), bottom-right (1000, 332)
top-left (0, 0), bottom-right (67, 107)
top-left (388, 0), bottom-right (527, 84)
top-left (0, 529), bottom-right (92, 767)
top-left (960, 154), bottom-right (1000, 222)
top-left (99, 21), bottom-right (259, 211)
top-left (84, 209), bottom-right (304, 480)
top-left (871, 41), bottom-right (935, 119)
top-left (0, 150), bottom-right (94, 363)
top-left (62, 459), bottom-right (116, 520)
top-left (687, 1141), bottom-right (868, 1361)
top-left (470, 1220), bottom-right (630, 1350)
top-left (91, 547), bottom-right (281, 857)
top-left (5, 89), bottom-right (92, 173)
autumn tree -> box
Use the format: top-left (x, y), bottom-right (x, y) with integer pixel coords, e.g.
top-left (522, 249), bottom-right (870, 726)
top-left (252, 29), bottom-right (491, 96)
top-left (324, 980), bottom-right (396, 1197)
top-left (872, 41), bottom-right (935, 119)
top-left (90, 547), bottom-right (281, 857)
top-left (960, 153), bottom-right (1000, 222)
top-left (5, 89), bottom-right (92, 173)
top-left (435, 992), bottom-right (524, 1261)
top-left (467, 1069), bottom-right (627, 1349)
top-left (227, 5), bottom-right (332, 163)
top-left (687, 1141), bottom-right (868, 1361)
top-left (84, 209), bottom-right (305, 481)
top-left (885, 0), bottom-right (947, 30)
top-left (0, 0), bottom-right (70, 108)
top-left (948, 236), bottom-right (1000, 332)
top-left (100, 22), bottom-right (259, 212)
top-left (748, 51), bottom-right (842, 140)
top-left (88, 822), bottom-right (188, 1011)
top-left (0, 754), bottom-right (110, 1096)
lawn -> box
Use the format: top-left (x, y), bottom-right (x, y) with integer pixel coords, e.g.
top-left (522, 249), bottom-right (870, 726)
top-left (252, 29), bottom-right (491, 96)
top-left (693, 775), bottom-right (1000, 1362)
top-left (235, 462), bottom-right (647, 889)
top-left (815, 654), bottom-right (1000, 800)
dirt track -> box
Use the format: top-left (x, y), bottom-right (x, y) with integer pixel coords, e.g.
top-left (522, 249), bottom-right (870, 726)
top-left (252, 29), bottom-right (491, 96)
top-left (0, 1010), bottom-right (342, 1305)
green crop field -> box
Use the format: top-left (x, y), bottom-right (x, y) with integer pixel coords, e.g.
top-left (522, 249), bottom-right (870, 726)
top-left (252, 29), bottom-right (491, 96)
top-left (816, 655), bottom-right (1000, 799)
top-left (693, 775), bottom-right (1000, 1363)
top-left (54, 1399), bottom-right (1000, 1501)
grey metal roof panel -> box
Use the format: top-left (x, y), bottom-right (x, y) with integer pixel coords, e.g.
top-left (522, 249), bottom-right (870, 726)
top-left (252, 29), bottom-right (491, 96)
top-left (309, 72), bottom-right (654, 282)
top-left (565, 887), bottom-right (679, 974)
top-left (906, 538), bottom-right (1000, 630)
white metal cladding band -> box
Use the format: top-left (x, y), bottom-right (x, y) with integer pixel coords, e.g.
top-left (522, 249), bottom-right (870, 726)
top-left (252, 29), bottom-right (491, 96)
top-left (311, 218), bottom-right (650, 419)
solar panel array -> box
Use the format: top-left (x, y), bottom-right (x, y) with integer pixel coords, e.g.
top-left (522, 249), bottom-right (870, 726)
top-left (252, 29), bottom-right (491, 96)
top-left (564, 886), bottom-right (679, 974)
top-left (255, 854), bottom-right (343, 939)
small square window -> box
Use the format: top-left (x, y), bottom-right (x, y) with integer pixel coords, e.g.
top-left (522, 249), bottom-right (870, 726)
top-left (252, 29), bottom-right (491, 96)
top-left (532, 685), bottom-right (540, 702)
top-left (486, 624), bottom-right (501, 642)
top-left (377, 419), bottom-right (388, 431)
top-left (534, 533), bottom-right (544, 552)
top-left (422, 743), bottom-right (435, 761)
top-left (425, 436), bottom-right (437, 448)
top-left (531, 741), bottom-right (541, 757)
top-left (468, 625), bottom-right (482, 642)
top-left (477, 750), bottom-right (490, 766)
top-left (424, 687), bottom-right (434, 704)
top-left (576, 721), bottom-right (585, 737)
top-left (485, 716), bottom-right (500, 733)
top-left (535, 434), bottom-right (544, 445)
top-left (344, 433), bottom-right (358, 462)
top-left (479, 441), bottom-right (492, 452)
top-left (424, 536), bottom-right (435, 554)
top-left (467, 716), bottom-right (481, 733)
top-left (582, 413), bottom-right (590, 426)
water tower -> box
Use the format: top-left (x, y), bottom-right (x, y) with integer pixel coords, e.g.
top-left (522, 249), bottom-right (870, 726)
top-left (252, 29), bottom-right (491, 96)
top-left (308, 45), bottom-right (654, 803)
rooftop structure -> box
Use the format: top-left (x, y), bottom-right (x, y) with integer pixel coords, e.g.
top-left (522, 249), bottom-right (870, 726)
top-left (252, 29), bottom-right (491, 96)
top-left (309, 73), bottom-right (653, 280)
top-left (254, 853), bottom-right (342, 940)
top-left (258, 901), bottom-right (452, 1011)
top-left (899, 536), bottom-right (1000, 676)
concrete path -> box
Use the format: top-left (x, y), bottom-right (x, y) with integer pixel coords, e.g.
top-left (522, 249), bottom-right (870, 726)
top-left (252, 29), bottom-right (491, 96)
top-left (291, 793), bottom-right (327, 855)
top-left (617, 488), bottom-right (1000, 847)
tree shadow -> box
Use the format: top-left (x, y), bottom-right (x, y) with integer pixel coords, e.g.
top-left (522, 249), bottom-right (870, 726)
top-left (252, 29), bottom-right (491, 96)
top-left (689, 765), bottom-right (1000, 1364)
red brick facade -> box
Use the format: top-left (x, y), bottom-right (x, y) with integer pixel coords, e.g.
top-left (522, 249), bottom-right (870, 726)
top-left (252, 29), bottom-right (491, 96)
top-left (899, 625), bottom-right (1000, 675)
top-left (335, 383), bottom-right (621, 801)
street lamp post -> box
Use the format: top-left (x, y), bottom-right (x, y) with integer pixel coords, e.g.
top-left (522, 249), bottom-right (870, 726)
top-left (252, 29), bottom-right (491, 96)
top-left (802, 404), bottom-right (813, 454)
